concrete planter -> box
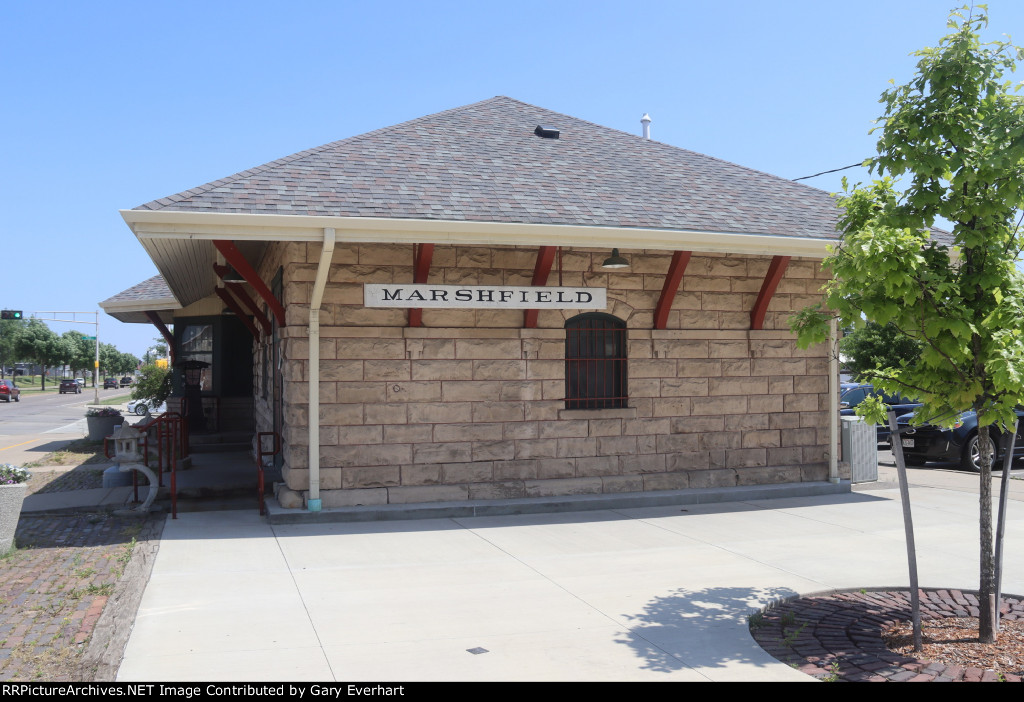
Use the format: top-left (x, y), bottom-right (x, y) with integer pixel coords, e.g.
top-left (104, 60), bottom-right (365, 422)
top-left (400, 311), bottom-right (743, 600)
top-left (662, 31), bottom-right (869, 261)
top-left (0, 483), bottom-right (27, 555)
top-left (86, 415), bottom-right (121, 442)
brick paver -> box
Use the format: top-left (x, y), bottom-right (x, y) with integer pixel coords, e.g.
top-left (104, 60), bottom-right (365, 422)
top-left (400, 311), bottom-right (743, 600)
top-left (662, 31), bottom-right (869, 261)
top-left (0, 512), bottom-right (160, 681)
top-left (750, 589), bottom-right (1024, 682)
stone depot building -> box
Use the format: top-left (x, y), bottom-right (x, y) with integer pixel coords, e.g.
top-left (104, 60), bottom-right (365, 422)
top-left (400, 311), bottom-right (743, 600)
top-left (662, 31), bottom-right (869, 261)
top-left (101, 97), bottom-right (842, 512)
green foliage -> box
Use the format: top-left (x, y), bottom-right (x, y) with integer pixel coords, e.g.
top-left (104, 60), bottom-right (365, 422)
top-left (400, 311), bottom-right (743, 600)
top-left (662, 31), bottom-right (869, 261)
top-left (116, 352), bottom-right (141, 376)
top-left (131, 364), bottom-right (172, 404)
top-left (748, 611), bottom-right (765, 630)
top-left (780, 622), bottom-right (807, 649)
top-left (0, 317), bottom-right (27, 376)
top-left (792, 7), bottom-right (1024, 433)
top-left (841, 322), bottom-right (922, 383)
top-left (790, 5), bottom-right (1024, 643)
top-left (15, 319), bottom-right (62, 389)
top-left (58, 330), bottom-right (92, 376)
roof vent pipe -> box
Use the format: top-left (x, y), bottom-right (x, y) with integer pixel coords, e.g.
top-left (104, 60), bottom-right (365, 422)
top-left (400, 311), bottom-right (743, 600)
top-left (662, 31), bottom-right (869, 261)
top-left (641, 113), bottom-right (652, 140)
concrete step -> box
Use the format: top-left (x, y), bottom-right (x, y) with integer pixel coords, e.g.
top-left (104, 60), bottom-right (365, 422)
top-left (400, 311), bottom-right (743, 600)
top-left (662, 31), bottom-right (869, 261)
top-left (190, 442), bottom-right (250, 454)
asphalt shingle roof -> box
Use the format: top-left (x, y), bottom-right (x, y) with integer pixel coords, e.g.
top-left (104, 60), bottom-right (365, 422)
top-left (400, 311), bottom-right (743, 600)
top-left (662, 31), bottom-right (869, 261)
top-left (135, 96), bottom-right (841, 240)
top-left (100, 275), bottom-right (174, 306)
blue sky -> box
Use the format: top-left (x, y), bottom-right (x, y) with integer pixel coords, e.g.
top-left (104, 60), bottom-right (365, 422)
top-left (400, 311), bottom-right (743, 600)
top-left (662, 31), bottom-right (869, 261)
top-left (3, 0), bottom-right (1023, 356)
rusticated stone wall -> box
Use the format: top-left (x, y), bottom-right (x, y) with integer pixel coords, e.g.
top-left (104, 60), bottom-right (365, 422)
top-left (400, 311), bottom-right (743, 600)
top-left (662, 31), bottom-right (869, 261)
top-left (253, 242), bottom-right (832, 507)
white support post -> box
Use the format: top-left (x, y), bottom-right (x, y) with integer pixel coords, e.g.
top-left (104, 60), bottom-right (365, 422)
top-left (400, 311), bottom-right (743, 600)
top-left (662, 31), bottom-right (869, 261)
top-left (307, 227), bottom-right (335, 512)
top-left (829, 316), bottom-right (839, 482)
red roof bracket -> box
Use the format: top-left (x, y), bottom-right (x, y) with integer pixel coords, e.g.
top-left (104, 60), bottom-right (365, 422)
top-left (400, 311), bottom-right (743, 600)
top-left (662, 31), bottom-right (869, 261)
top-left (227, 282), bottom-right (272, 335)
top-left (408, 243), bottom-right (435, 328)
top-left (213, 263), bottom-right (271, 335)
top-left (144, 311), bottom-right (175, 364)
top-left (523, 246), bottom-right (557, 328)
top-left (213, 240), bottom-right (286, 327)
top-left (653, 251), bottom-right (692, 330)
top-left (215, 287), bottom-right (261, 341)
top-left (750, 256), bottom-right (791, 330)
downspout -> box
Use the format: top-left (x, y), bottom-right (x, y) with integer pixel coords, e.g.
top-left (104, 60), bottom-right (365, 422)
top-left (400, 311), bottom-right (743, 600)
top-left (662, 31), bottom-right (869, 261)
top-left (829, 317), bottom-right (839, 483)
top-left (307, 227), bottom-right (335, 511)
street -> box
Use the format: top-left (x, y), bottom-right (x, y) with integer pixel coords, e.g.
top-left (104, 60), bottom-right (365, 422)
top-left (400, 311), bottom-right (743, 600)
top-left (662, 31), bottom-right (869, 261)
top-left (0, 385), bottom-right (129, 466)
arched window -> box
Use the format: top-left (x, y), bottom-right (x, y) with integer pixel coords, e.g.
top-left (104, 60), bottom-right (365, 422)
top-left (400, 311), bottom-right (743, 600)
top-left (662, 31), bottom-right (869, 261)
top-left (565, 313), bottom-right (627, 409)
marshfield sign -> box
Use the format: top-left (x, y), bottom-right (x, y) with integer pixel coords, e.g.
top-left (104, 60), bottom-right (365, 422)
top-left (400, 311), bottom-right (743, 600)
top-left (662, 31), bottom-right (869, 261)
top-left (364, 284), bottom-right (607, 309)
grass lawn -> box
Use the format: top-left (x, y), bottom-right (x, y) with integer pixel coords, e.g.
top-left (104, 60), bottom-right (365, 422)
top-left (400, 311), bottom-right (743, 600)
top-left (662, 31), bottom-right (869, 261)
top-left (4, 375), bottom-right (96, 393)
top-left (8, 375), bottom-right (131, 396)
top-left (4, 376), bottom-right (59, 393)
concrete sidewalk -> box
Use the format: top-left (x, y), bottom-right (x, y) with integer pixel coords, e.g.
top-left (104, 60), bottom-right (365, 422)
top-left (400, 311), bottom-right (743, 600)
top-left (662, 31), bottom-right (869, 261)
top-left (110, 472), bottom-right (1024, 682)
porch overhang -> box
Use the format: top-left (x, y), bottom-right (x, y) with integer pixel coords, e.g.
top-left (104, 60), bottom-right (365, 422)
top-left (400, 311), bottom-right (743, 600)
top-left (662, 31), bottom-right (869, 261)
top-left (99, 273), bottom-right (181, 324)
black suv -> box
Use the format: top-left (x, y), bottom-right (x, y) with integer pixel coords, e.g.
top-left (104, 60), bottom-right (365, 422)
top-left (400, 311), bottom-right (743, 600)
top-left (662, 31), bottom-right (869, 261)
top-left (839, 383), bottom-right (921, 444)
top-left (59, 379), bottom-right (81, 394)
top-left (103, 377), bottom-right (119, 389)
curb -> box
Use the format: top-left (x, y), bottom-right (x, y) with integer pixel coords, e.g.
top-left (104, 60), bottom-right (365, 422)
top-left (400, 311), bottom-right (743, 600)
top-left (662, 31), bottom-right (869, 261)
top-left (80, 514), bottom-right (165, 681)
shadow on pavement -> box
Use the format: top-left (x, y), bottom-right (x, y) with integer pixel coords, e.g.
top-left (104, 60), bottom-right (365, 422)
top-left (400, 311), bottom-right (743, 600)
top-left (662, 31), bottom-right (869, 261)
top-left (618, 585), bottom-right (799, 673)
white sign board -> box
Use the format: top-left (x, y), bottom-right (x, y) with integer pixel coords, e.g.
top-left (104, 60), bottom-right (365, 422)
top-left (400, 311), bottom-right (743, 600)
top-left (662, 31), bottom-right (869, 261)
top-left (364, 284), bottom-right (607, 309)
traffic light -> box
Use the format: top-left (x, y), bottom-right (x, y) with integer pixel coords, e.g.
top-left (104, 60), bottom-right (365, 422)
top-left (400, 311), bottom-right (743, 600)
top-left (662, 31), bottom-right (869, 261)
top-left (0, 310), bottom-right (22, 320)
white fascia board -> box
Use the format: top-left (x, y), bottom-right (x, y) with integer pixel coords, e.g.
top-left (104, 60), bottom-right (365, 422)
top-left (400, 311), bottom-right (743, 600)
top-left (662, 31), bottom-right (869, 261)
top-left (121, 210), bottom-right (837, 259)
top-left (100, 298), bottom-right (181, 313)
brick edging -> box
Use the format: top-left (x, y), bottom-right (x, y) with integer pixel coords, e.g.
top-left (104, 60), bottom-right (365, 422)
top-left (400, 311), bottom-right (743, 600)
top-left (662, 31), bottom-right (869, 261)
top-left (748, 587), bottom-right (1024, 682)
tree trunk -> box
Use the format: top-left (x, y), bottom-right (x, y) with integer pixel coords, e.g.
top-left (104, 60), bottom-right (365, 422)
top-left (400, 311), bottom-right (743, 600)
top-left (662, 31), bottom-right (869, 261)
top-left (978, 423), bottom-right (997, 643)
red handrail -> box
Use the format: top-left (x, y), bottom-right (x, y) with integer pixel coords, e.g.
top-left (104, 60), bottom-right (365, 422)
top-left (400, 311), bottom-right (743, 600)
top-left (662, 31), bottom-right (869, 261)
top-left (131, 411), bottom-right (187, 518)
top-left (255, 432), bottom-right (280, 516)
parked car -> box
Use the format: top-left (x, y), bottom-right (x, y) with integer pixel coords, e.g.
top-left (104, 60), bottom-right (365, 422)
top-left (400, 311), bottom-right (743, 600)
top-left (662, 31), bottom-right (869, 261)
top-left (103, 377), bottom-right (119, 389)
top-left (0, 380), bottom-right (19, 402)
top-left (119, 377), bottom-right (133, 388)
top-left (126, 398), bottom-right (167, 416)
top-left (839, 383), bottom-right (922, 443)
top-left (59, 379), bottom-right (81, 394)
top-left (896, 408), bottom-right (1024, 471)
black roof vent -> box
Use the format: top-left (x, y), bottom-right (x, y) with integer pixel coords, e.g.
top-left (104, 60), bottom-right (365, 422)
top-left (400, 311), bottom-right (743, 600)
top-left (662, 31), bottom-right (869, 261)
top-left (534, 125), bottom-right (560, 139)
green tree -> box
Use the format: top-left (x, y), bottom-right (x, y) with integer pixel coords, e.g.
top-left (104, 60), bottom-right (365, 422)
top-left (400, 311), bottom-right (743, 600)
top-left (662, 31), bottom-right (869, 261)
top-left (54, 332), bottom-right (77, 378)
top-left (0, 317), bottom-right (26, 379)
top-left (116, 352), bottom-right (141, 376)
top-left (99, 343), bottom-right (120, 379)
top-left (791, 7), bottom-right (1024, 643)
top-left (840, 322), bottom-right (922, 383)
top-left (15, 320), bottom-right (61, 391)
top-left (58, 330), bottom-right (93, 380)
top-left (132, 363), bottom-right (172, 405)
top-left (146, 336), bottom-right (169, 364)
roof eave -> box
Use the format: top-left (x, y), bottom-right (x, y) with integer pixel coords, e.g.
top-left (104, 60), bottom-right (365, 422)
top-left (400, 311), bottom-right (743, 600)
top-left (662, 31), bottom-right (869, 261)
top-left (99, 297), bottom-right (180, 313)
top-left (121, 210), bottom-right (837, 259)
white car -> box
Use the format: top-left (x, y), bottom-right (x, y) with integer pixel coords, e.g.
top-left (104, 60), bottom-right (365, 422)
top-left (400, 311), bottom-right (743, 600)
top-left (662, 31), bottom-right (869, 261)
top-left (126, 398), bottom-right (167, 416)
top-left (74, 377), bottom-right (85, 387)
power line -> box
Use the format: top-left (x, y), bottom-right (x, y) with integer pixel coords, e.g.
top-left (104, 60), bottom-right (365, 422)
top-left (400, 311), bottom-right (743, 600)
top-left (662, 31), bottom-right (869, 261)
top-left (793, 162), bottom-right (867, 181)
